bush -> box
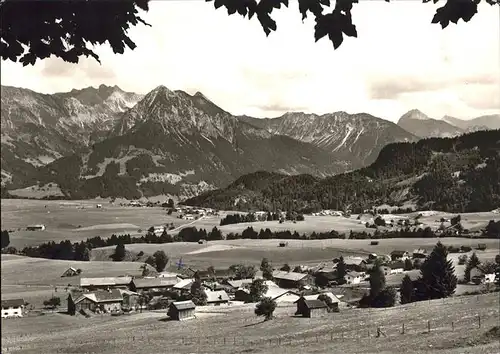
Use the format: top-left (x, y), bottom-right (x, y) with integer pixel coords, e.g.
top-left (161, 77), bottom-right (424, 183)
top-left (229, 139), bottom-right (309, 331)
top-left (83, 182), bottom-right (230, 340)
top-left (458, 254), bottom-right (468, 265)
top-left (255, 297), bottom-right (277, 321)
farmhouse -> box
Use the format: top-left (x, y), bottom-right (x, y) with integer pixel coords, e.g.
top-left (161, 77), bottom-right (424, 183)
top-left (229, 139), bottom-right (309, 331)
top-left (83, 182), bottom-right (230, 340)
top-left (224, 278), bottom-right (254, 290)
top-left (152, 226), bottom-right (166, 235)
top-left (173, 278), bottom-right (194, 292)
top-left (168, 300), bottom-right (196, 321)
top-left (345, 271), bottom-right (363, 285)
top-left (204, 290), bottom-right (230, 306)
top-left (61, 267), bottom-right (79, 277)
top-left (412, 249), bottom-right (427, 259)
top-left (67, 290), bottom-right (123, 315)
top-left (1, 298), bottom-right (25, 318)
top-left (26, 224), bottom-right (45, 231)
top-left (131, 277), bottom-right (178, 292)
top-left (295, 298), bottom-right (329, 318)
top-left (80, 277), bottom-right (132, 290)
top-left (390, 250), bottom-right (410, 261)
top-left (470, 267), bottom-right (497, 285)
top-left (272, 270), bottom-right (314, 289)
top-left (234, 284), bottom-right (300, 303)
top-left (343, 257), bottom-right (368, 272)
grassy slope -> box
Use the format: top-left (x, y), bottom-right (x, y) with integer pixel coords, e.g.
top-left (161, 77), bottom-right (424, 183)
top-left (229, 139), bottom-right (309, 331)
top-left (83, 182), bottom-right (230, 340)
top-left (1, 293), bottom-right (498, 354)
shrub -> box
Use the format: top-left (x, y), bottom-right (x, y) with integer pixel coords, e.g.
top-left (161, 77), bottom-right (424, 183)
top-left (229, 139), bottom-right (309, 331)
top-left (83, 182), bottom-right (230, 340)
top-left (255, 297), bottom-right (276, 321)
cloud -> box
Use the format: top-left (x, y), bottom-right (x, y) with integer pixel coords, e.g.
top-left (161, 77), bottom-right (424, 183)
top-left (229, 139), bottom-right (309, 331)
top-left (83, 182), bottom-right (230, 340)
top-left (41, 57), bottom-right (116, 81)
top-left (369, 74), bottom-right (499, 100)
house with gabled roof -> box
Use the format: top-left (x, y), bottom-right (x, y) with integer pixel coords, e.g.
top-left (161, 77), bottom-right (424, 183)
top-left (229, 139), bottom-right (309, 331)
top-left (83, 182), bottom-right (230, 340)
top-left (1, 298), bottom-right (25, 318)
top-left (61, 267), bottom-right (80, 277)
top-left (204, 290), bottom-right (230, 306)
top-left (390, 250), bottom-right (410, 261)
top-left (272, 270), bottom-right (314, 289)
top-left (67, 289), bottom-right (123, 315)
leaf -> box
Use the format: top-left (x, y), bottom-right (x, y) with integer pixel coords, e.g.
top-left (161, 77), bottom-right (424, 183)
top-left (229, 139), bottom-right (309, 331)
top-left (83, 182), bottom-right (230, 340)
top-left (298, 0), bottom-right (325, 20)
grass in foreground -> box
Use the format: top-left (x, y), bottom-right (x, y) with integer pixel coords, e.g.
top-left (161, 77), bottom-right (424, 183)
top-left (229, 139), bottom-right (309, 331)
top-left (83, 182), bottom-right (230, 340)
top-left (1, 293), bottom-right (498, 354)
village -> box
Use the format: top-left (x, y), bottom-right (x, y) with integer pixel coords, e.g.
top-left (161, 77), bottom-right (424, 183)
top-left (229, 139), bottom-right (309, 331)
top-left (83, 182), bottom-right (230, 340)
top-left (2, 242), bottom-right (498, 322)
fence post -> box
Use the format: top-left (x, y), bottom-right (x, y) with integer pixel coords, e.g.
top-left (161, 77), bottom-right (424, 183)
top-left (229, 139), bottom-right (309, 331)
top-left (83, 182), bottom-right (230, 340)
top-left (427, 321), bottom-right (431, 333)
top-left (402, 323), bottom-right (405, 335)
top-left (478, 315), bottom-right (481, 328)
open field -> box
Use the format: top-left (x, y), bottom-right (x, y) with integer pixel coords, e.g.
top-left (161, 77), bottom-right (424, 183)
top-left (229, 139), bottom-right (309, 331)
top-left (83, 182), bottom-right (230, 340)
top-left (1, 255), bottom-right (144, 308)
top-left (2, 199), bottom-right (499, 250)
top-left (1, 293), bottom-right (499, 354)
top-left (91, 237), bottom-right (500, 269)
top-left (0, 199), bottom-right (192, 248)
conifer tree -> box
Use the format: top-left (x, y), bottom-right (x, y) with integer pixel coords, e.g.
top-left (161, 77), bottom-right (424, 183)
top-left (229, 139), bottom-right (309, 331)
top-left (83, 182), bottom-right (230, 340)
top-left (260, 258), bottom-right (273, 280)
top-left (416, 241), bottom-right (457, 300)
top-left (336, 256), bottom-right (347, 281)
top-left (400, 274), bottom-right (415, 304)
top-left (464, 252), bottom-right (481, 282)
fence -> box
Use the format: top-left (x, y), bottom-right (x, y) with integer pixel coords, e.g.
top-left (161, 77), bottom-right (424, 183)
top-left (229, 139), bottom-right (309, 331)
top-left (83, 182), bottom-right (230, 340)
top-left (2, 311), bottom-right (497, 353)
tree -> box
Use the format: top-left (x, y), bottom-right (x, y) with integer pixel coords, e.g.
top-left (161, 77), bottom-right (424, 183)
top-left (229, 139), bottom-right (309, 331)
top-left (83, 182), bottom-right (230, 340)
top-left (152, 250), bottom-right (169, 272)
top-left (317, 294), bottom-right (336, 312)
top-left (400, 274), bottom-right (415, 304)
top-left (368, 261), bottom-right (386, 298)
top-left (167, 198), bottom-right (175, 208)
top-left (464, 252), bottom-right (481, 282)
top-left (458, 254), bottom-right (468, 265)
top-left (2, 0), bottom-right (495, 66)
top-left (190, 279), bottom-right (207, 306)
top-left (416, 241), bottom-right (457, 300)
top-left (280, 263), bottom-right (291, 272)
top-left (403, 258), bottom-right (413, 271)
top-left (144, 256), bottom-right (155, 268)
top-left (371, 287), bottom-right (397, 308)
top-left (112, 243), bottom-right (126, 261)
top-left (208, 226), bottom-right (223, 241)
top-left (249, 278), bottom-right (269, 302)
top-left (478, 261), bottom-right (497, 275)
top-left (43, 296), bottom-right (61, 310)
top-left (229, 264), bottom-right (256, 279)
top-left (260, 258), bottom-right (273, 280)
top-left (336, 256), bottom-right (347, 280)
top-left (141, 263), bottom-right (152, 277)
top-left (1, 230), bottom-right (10, 249)
top-left (254, 297), bottom-right (276, 321)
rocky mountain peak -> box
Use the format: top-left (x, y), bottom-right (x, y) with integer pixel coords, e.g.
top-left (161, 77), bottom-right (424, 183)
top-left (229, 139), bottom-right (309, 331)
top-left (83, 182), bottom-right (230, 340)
top-left (398, 109), bottom-right (430, 122)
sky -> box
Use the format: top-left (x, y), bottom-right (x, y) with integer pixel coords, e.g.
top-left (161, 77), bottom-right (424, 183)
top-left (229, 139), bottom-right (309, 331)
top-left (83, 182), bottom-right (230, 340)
top-left (1, 1), bottom-right (499, 122)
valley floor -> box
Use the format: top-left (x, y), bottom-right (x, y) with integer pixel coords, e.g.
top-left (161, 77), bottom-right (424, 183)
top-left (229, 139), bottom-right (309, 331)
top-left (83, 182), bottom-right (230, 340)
top-left (1, 293), bottom-right (499, 354)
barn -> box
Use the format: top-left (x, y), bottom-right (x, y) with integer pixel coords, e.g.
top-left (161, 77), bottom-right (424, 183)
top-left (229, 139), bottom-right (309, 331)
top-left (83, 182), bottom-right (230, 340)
top-left (295, 298), bottom-right (329, 318)
top-left (131, 277), bottom-right (178, 293)
top-left (168, 300), bottom-right (196, 321)
top-left (80, 277), bottom-right (132, 290)
top-left (205, 290), bottom-right (230, 306)
top-left (272, 271), bottom-right (314, 289)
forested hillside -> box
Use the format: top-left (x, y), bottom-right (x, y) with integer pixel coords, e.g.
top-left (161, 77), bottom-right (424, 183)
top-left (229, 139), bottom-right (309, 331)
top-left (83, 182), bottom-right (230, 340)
top-left (185, 130), bottom-right (500, 213)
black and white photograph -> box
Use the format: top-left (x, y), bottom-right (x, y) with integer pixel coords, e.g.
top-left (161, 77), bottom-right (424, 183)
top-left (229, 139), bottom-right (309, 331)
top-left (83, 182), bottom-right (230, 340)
top-left (1, 0), bottom-right (499, 353)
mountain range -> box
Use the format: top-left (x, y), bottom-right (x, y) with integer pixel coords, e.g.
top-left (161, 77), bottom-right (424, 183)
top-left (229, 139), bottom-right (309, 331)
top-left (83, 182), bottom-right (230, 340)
top-left (397, 109), bottom-right (500, 138)
top-left (1, 84), bottom-right (499, 200)
top-left (186, 129), bottom-right (500, 214)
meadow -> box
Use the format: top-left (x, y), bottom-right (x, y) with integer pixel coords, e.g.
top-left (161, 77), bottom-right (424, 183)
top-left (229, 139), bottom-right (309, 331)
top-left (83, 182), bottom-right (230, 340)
top-left (2, 199), bottom-right (498, 250)
top-left (1, 293), bottom-right (499, 354)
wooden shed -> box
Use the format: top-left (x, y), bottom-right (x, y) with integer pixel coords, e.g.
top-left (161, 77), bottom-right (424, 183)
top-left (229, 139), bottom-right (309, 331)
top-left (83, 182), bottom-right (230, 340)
top-left (167, 300), bottom-right (196, 321)
top-left (295, 298), bottom-right (329, 318)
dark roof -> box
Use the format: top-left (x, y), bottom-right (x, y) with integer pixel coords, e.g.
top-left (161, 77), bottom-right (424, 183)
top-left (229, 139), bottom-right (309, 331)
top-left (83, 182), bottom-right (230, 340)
top-left (171, 300), bottom-right (196, 310)
top-left (303, 299), bottom-right (328, 309)
top-left (1, 299), bottom-right (25, 308)
top-left (132, 277), bottom-right (178, 288)
top-left (390, 250), bottom-right (408, 256)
